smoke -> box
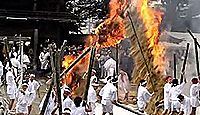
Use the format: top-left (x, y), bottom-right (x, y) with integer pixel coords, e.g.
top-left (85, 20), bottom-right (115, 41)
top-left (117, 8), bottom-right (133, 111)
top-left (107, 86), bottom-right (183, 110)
top-left (189, 0), bottom-right (200, 32)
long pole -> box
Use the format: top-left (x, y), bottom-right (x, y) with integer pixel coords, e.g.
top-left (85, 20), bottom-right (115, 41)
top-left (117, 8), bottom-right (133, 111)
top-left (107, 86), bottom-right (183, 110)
top-left (83, 47), bottom-right (96, 101)
top-left (173, 54), bottom-right (176, 79)
top-left (187, 29), bottom-right (200, 76)
top-left (127, 12), bottom-right (155, 90)
top-left (114, 103), bottom-right (143, 115)
top-left (180, 43), bottom-right (190, 83)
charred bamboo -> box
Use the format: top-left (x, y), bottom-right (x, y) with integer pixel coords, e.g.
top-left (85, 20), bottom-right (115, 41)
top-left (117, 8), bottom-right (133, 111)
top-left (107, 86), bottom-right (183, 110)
top-left (114, 103), bottom-right (143, 115)
top-left (187, 29), bottom-right (200, 49)
top-left (180, 43), bottom-right (190, 83)
top-left (83, 47), bottom-right (96, 101)
top-left (174, 54), bottom-right (176, 79)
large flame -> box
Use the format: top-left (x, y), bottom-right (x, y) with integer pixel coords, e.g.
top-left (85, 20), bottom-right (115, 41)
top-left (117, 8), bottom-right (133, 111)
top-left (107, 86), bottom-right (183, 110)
top-left (86, 0), bottom-right (127, 48)
top-left (137, 0), bottom-right (165, 72)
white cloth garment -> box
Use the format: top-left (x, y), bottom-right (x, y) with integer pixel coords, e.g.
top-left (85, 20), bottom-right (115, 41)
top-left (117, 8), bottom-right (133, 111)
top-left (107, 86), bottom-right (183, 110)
top-left (103, 58), bottom-right (116, 77)
top-left (87, 86), bottom-right (97, 115)
top-left (62, 96), bottom-right (75, 112)
top-left (137, 85), bottom-right (152, 111)
top-left (180, 95), bottom-right (192, 115)
top-left (164, 83), bottom-right (172, 110)
top-left (15, 90), bottom-right (30, 114)
top-left (71, 107), bottom-right (86, 115)
top-left (99, 82), bottom-right (117, 113)
top-left (6, 71), bottom-right (17, 99)
top-left (169, 81), bottom-right (186, 111)
top-left (28, 80), bottom-right (40, 106)
top-left (39, 91), bottom-right (56, 115)
top-left (190, 84), bottom-right (200, 107)
top-left (39, 52), bottom-right (50, 70)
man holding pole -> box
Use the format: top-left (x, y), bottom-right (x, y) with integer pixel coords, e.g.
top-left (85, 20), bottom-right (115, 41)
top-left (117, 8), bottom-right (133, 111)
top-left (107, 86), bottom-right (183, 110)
top-left (99, 76), bottom-right (117, 115)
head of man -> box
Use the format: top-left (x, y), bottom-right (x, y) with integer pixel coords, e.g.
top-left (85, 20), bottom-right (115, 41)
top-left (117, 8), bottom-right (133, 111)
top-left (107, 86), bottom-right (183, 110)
top-left (191, 77), bottom-right (198, 84)
top-left (22, 82), bottom-right (29, 91)
top-left (91, 69), bottom-right (96, 76)
top-left (74, 96), bottom-right (82, 107)
top-left (140, 79), bottom-right (147, 87)
top-left (29, 74), bottom-right (35, 81)
top-left (172, 79), bottom-right (179, 87)
top-left (165, 76), bottom-right (173, 83)
top-left (62, 108), bottom-right (71, 115)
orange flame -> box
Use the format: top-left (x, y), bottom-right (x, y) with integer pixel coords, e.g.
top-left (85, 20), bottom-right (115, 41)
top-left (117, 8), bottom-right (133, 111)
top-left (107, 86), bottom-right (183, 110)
top-left (86, 0), bottom-right (127, 48)
top-left (137, 0), bottom-right (165, 72)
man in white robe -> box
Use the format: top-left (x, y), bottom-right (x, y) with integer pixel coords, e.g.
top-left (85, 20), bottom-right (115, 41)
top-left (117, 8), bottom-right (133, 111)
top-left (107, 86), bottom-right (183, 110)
top-left (6, 68), bottom-right (17, 111)
top-left (190, 77), bottom-right (200, 115)
top-left (169, 78), bottom-right (186, 114)
top-left (177, 94), bottom-right (192, 115)
top-left (39, 48), bottom-right (50, 70)
top-left (162, 76), bottom-right (172, 114)
top-left (27, 74), bottom-right (40, 114)
top-left (87, 83), bottom-right (99, 115)
top-left (137, 80), bottom-right (153, 113)
top-left (99, 77), bottom-right (117, 115)
top-left (103, 57), bottom-right (116, 79)
top-left (15, 83), bottom-right (30, 115)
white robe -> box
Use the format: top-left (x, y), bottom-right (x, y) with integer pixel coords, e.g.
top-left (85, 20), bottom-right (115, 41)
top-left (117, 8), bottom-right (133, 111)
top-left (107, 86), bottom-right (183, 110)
top-left (87, 86), bottom-right (97, 115)
top-left (71, 107), bottom-right (86, 115)
top-left (6, 71), bottom-right (17, 99)
top-left (164, 83), bottom-right (172, 110)
top-left (62, 96), bottom-right (75, 112)
top-left (39, 91), bottom-right (56, 115)
top-left (103, 58), bottom-right (116, 77)
top-left (28, 80), bottom-right (40, 105)
top-left (180, 95), bottom-right (192, 115)
top-left (15, 90), bottom-right (30, 114)
top-left (169, 82), bottom-right (185, 111)
top-left (137, 86), bottom-right (152, 111)
top-left (190, 84), bottom-right (200, 107)
top-left (39, 52), bottom-right (50, 70)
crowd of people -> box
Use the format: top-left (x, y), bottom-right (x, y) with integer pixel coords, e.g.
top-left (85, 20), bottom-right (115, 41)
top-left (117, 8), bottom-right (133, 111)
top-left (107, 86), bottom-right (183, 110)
top-left (136, 72), bottom-right (200, 115)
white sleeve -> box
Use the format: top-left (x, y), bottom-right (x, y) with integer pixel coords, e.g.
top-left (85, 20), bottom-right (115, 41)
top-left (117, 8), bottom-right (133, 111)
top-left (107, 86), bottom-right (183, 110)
top-left (177, 82), bottom-right (186, 91)
top-left (99, 87), bottom-right (105, 96)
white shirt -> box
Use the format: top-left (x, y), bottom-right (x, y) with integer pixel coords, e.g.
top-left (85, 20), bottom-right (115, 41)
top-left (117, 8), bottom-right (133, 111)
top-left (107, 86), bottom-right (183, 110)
top-left (190, 84), bottom-right (200, 107)
top-left (99, 82), bottom-right (117, 105)
top-left (15, 90), bottom-right (30, 114)
top-left (28, 80), bottom-right (40, 93)
top-left (88, 86), bottom-right (97, 103)
top-left (62, 96), bottom-right (75, 112)
top-left (10, 58), bottom-right (20, 68)
top-left (39, 91), bottom-right (56, 115)
top-left (71, 107), bottom-right (86, 115)
top-left (6, 71), bottom-right (16, 86)
top-left (169, 82), bottom-right (185, 101)
top-left (137, 86), bottom-right (152, 104)
top-left (180, 95), bottom-right (192, 115)
top-left (164, 83), bottom-right (172, 108)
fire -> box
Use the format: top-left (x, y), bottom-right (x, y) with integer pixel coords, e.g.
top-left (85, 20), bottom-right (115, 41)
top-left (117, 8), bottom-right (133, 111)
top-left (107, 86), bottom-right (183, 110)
top-left (136, 0), bottom-right (165, 72)
top-left (86, 0), bottom-right (127, 48)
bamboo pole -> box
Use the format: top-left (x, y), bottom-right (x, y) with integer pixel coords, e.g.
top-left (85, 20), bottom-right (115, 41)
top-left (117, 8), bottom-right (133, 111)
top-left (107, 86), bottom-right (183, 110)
top-left (127, 12), bottom-right (155, 91)
top-left (114, 103), bottom-right (143, 115)
top-left (60, 47), bottom-right (91, 77)
top-left (83, 47), bottom-right (96, 101)
top-left (187, 29), bottom-right (200, 76)
top-left (173, 54), bottom-right (176, 79)
top-left (180, 43), bottom-right (190, 83)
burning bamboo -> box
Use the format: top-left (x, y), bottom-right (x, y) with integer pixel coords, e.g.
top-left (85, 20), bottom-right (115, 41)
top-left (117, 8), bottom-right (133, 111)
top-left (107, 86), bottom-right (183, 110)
top-left (180, 43), bottom-right (190, 83)
top-left (173, 54), bottom-right (176, 79)
top-left (60, 47), bottom-right (91, 77)
top-left (187, 29), bottom-right (200, 76)
top-left (83, 47), bottom-right (96, 101)
top-left (127, 12), bottom-right (155, 91)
